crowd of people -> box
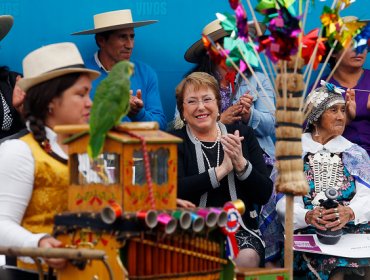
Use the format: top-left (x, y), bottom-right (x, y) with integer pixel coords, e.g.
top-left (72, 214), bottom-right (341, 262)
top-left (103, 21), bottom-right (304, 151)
top-left (0, 7), bottom-right (369, 280)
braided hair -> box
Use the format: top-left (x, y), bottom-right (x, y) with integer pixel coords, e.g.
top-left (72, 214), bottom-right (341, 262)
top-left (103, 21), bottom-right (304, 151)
top-left (22, 73), bottom-right (81, 151)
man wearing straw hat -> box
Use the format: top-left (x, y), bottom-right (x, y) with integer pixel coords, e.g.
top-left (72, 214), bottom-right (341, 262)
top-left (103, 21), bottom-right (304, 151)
top-left (0, 15), bottom-right (25, 139)
top-left (73, 9), bottom-right (166, 130)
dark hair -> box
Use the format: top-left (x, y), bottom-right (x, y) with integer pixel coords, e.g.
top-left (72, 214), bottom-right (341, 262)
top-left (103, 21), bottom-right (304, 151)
top-left (175, 72), bottom-right (221, 120)
top-left (186, 54), bottom-right (222, 84)
top-left (23, 73), bottom-right (82, 149)
top-left (95, 30), bottom-right (113, 48)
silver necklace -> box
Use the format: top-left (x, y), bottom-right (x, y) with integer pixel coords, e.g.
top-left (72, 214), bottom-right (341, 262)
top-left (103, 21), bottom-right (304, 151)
top-left (201, 141), bottom-right (220, 169)
top-left (193, 126), bottom-right (221, 149)
top-left (308, 151), bottom-right (343, 194)
top-left (193, 125), bottom-right (221, 168)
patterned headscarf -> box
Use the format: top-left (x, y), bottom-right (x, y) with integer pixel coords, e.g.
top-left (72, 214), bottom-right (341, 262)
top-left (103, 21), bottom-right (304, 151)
top-left (304, 80), bottom-right (345, 131)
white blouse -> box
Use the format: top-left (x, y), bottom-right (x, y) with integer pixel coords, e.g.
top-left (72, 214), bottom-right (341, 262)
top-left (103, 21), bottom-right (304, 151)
top-left (276, 133), bottom-right (370, 230)
top-left (0, 127), bottom-right (67, 248)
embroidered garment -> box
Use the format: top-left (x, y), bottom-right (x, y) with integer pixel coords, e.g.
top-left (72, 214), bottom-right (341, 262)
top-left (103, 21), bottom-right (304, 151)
top-left (293, 156), bottom-right (370, 280)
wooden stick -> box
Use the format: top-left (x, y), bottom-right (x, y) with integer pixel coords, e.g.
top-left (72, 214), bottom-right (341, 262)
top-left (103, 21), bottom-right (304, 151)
top-left (294, 0), bottom-right (310, 75)
top-left (264, 53), bottom-right (277, 88)
top-left (299, 31), bottom-right (323, 112)
top-left (248, 36), bottom-right (278, 95)
top-left (237, 44), bottom-right (276, 113)
top-left (310, 40), bottom-right (339, 92)
top-left (326, 43), bottom-right (352, 82)
top-left (0, 246), bottom-right (106, 260)
top-left (216, 43), bottom-right (276, 113)
top-left (244, 0), bottom-right (263, 36)
top-left (284, 194), bottom-right (294, 280)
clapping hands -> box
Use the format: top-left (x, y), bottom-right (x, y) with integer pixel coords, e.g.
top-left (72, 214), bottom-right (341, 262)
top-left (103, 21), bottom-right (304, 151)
top-left (221, 130), bottom-right (247, 174)
top-left (128, 89), bottom-right (144, 116)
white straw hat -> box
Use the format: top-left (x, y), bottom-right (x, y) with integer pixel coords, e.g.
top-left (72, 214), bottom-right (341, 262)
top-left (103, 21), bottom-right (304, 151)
top-left (184, 19), bottom-right (266, 63)
top-left (0, 15), bottom-right (13, 42)
top-left (72, 9), bottom-right (157, 35)
top-left (18, 42), bottom-right (100, 91)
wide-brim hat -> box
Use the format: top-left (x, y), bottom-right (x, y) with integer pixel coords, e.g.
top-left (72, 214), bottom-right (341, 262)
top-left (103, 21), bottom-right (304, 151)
top-left (72, 9), bottom-right (157, 35)
top-left (342, 15), bottom-right (370, 24)
top-left (18, 42), bottom-right (100, 92)
top-left (0, 15), bottom-right (13, 42)
top-left (185, 19), bottom-right (266, 63)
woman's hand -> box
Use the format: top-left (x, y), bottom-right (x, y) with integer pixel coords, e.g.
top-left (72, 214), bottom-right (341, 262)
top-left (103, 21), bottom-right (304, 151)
top-left (345, 89), bottom-right (356, 123)
top-left (305, 205), bottom-right (354, 231)
top-left (176, 198), bottom-right (196, 209)
top-left (305, 207), bottom-right (327, 231)
top-left (238, 92), bottom-right (253, 123)
top-left (38, 235), bottom-right (67, 269)
top-left (12, 75), bottom-right (26, 113)
top-left (215, 151), bottom-right (233, 181)
top-left (320, 205), bottom-right (354, 231)
top-left (221, 130), bottom-right (246, 173)
top-left (220, 104), bottom-right (243, 124)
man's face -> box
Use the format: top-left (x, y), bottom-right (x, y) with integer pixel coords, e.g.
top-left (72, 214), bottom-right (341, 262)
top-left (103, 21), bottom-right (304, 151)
top-left (100, 28), bottom-right (135, 63)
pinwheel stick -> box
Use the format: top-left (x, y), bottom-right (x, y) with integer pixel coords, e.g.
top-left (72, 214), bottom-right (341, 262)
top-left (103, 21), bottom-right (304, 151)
top-left (311, 40), bottom-right (339, 92)
top-left (248, 37), bottom-right (279, 95)
top-left (244, 0), bottom-right (263, 36)
top-left (326, 42), bottom-right (352, 82)
top-left (294, 0), bottom-right (310, 75)
top-left (216, 43), bottom-right (275, 113)
top-left (237, 44), bottom-right (277, 112)
top-left (300, 30), bottom-right (323, 112)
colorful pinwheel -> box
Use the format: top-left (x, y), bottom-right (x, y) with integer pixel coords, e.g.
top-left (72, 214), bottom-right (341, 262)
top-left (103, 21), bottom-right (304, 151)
top-left (301, 28), bottom-right (326, 70)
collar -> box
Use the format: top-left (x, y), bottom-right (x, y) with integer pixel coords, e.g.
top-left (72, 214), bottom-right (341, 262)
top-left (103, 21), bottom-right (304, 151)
top-left (26, 122), bottom-right (68, 160)
top-left (302, 133), bottom-right (353, 155)
top-left (45, 126), bottom-right (68, 160)
top-left (94, 52), bottom-right (109, 73)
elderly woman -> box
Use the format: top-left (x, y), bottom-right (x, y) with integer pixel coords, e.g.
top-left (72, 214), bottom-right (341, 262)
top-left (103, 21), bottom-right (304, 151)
top-left (277, 82), bottom-right (370, 280)
top-left (171, 72), bottom-right (273, 268)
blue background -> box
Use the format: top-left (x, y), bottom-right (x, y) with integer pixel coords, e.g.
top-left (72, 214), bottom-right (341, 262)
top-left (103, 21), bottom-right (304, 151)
top-left (0, 0), bottom-right (368, 124)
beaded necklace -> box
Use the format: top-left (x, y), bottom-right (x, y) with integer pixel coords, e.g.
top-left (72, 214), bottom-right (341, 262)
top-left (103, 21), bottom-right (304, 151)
top-left (193, 125), bottom-right (221, 168)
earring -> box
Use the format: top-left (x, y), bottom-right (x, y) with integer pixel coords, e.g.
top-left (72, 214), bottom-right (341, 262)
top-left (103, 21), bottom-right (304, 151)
top-left (48, 107), bottom-right (53, 114)
top-left (315, 126), bottom-right (320, 137)
top-left (183, 118), bottom-right (187, 124)
top-left (217, 112), bottom-right (220, 117)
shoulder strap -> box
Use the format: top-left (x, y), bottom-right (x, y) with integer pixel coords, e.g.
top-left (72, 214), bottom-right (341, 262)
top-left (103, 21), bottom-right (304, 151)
top-left (0, 128), bottom-right (29, 145)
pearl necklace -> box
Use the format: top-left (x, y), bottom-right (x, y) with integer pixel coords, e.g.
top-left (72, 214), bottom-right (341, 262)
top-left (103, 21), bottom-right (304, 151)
top-left (193, 126), bottom-right (221, 149)
top-left (201, 141), bottom-right (220, 168)
top-left (193, 125), bottom-right (221, 168)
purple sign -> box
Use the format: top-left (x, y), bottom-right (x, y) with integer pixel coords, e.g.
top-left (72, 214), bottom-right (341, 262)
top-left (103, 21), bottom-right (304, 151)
top-left (293, 235), bottom-right (322, 253)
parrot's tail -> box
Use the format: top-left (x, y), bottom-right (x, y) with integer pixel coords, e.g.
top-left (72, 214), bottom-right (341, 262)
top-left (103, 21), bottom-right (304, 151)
top-left (88, 133), bottom-right (106, 160)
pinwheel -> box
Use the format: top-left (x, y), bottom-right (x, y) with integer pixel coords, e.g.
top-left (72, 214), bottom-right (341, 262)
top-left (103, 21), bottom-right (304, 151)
top-left (301, 28), bottom-right (326, 70)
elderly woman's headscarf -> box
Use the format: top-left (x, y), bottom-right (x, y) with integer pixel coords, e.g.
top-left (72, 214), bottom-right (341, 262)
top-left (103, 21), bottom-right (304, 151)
top-left (304, 80), bottom-right (346, 132)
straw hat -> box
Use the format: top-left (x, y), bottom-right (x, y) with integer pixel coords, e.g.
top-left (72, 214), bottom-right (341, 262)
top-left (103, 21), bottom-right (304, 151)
top-left (342, 15), bottom-right (370, 23)
top-left (72, 9), bottom-right (157, 35)
top-left (0, 15), bottom-right (13, 42)
top-left (18, 42), bottom-right (100, 91)
top-left (185, 19), bottom-right (266, 63)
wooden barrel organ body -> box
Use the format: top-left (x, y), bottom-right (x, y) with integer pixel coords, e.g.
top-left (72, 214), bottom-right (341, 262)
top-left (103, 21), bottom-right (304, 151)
top-left (53, 124), bottom-right (231, 280)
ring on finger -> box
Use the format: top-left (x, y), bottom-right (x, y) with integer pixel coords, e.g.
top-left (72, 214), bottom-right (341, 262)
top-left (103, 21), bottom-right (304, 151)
top-left (335, 212), bottom-right (339, 218)
top-left (319, 211), bottom-right (322, 218)
top-left (337, 219), bottom-right (341, 225)
top-left (334, 208), bottom-right (338, 213)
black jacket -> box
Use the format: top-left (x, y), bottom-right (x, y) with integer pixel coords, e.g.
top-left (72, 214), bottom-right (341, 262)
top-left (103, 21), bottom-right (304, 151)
top-left (171, 123), bottom-right (273, 229)
top-left (0, 67), bottom-right (25, 139)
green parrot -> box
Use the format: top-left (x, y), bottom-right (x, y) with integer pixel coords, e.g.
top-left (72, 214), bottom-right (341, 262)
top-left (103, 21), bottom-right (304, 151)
top-left (88, 60), bottom-right (134, 159)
